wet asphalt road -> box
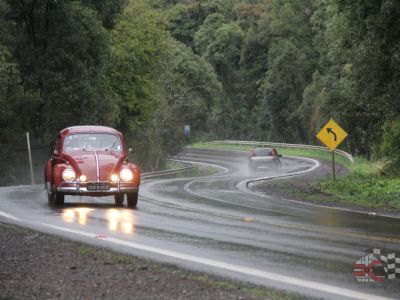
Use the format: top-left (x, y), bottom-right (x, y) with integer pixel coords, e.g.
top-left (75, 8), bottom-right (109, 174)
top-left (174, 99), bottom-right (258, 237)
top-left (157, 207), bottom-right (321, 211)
top-left (0, 148), bottom-right (399, 299)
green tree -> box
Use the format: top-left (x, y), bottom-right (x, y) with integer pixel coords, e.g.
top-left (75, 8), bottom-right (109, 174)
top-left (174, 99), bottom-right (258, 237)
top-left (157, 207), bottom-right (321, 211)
top-left (310, 0), bottom-right (400, 155)
top-left (258, 0), bottom-right (317, 142)
top-left (4, 0), bottom-right (116, 141)
top-left (380, 118), bottom-right (400, 176)
top-left (261, 41), bottom-right (309, 141)
top-left (159, 39), bottom-right (224, 142)
top-left (106, 0), bottom-right (167, 128)
top-left (82, 0), bottom-right (126, 29)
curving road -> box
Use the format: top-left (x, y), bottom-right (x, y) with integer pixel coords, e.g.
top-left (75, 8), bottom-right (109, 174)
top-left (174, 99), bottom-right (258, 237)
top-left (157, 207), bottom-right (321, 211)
top-left (0, 148), bottom-right (399, 299)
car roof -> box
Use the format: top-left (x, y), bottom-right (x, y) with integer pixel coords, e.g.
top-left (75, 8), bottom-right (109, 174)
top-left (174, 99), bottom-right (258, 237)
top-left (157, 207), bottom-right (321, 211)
top-left (59, 126), bottom-right (122, 137)
top-left (252, 147), bottom-right (274, 151)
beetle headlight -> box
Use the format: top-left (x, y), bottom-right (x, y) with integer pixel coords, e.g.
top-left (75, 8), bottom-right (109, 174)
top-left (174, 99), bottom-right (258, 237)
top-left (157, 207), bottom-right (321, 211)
top-left (62, 168), bottom-right (76, 182)
top-left (120, 168), bottom-right (133, 182)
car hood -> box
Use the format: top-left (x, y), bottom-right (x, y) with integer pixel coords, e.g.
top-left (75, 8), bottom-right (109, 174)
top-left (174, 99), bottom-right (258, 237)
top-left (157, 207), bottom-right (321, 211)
top-left (64, 150), bottom-right (124, 181)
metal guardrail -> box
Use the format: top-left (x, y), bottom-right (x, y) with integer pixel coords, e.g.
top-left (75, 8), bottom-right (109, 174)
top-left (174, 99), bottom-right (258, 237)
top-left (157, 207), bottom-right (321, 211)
top-left (206, 140), bottom-right (354, 163)
top-left (141, 160), bottom-right (195, 179)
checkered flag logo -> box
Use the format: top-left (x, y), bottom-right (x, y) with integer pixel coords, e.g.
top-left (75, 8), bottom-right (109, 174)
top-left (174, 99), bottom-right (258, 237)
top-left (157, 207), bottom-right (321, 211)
top-left (354, 248), bottom-right (400, 283)
top-left (354, 254), bottom-right (385, 283)
top-left (370, 248), bottom-right (400, 280)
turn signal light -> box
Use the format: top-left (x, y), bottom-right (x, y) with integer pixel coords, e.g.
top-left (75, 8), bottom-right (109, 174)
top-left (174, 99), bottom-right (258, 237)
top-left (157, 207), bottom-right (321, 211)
top-left (110, 174), bottom-right (118, 182)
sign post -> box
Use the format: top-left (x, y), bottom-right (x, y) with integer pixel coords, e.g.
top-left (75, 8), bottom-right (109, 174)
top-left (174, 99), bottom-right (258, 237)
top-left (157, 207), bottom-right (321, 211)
top-left (316, 119), bottom-right (348, 182)
top-left (332, 150), bottom-right (336, 182)
top-left (26, 132), bottom-right (35, 185)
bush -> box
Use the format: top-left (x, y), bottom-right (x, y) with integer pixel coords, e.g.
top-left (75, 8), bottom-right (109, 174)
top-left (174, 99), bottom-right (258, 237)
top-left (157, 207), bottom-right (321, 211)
top-left (380, 118), bottom-right (400, 176)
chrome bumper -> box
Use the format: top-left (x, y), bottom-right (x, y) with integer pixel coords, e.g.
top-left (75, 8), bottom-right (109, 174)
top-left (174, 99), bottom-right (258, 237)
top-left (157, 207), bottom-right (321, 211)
top-left (55, 181), bottom-right (138, 195)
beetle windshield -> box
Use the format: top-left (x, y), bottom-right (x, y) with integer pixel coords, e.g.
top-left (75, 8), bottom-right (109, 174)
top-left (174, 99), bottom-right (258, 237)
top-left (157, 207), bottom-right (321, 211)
top-left (63, 134), bottom-right (122, 152)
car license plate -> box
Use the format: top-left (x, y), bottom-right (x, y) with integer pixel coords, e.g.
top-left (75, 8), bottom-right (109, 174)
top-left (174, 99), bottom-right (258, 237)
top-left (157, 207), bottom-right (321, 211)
top-left (87, 182), bottom-right (110, 191)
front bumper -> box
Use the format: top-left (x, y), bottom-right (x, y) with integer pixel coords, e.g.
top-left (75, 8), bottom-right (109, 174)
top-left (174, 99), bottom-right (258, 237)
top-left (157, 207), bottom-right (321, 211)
top-left (55, 181), bottom-right (138, 195)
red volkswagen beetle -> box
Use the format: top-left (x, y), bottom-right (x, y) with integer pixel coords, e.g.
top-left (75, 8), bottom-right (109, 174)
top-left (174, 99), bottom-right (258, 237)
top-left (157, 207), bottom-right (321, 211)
top-left (44, 126), bottom-right (140, 208)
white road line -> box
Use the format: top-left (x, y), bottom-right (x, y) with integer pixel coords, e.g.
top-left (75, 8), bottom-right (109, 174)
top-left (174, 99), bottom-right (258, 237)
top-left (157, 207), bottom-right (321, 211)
top-left (0, 210), bottom-right (21, 222)
top-left (236, 156), bottom-right (321, 192)
top-left (182, 179), bottom-right (300, 217)
top-left (236, 156), bottom-right (400, 218)
top-left (170, 159), bottom-right (229, 176)
top-left (179, 156), bottom-right (318, 216)
top-left (37, 222), bottom-right (393, 300)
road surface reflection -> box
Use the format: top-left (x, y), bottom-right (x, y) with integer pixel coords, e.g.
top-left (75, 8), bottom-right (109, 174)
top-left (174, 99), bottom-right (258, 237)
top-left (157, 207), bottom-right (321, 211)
top-left (62, 207), bottom-right (94, 225)
top-left (61, 207), bottom-right (136, 234)
top-left (106, 209), bottom-right (136, 234)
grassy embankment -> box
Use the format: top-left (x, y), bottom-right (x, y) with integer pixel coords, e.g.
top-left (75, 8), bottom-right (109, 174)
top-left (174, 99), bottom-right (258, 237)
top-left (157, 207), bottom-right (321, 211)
top-left (165, 160), bottom-right (219, 177)
top-left (188, 142), bottom-right (400, 211)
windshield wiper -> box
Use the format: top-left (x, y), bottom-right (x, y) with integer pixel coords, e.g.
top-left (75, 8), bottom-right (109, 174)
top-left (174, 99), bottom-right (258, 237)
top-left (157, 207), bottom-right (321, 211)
top-left (105, 137), bottom-right (118, 151)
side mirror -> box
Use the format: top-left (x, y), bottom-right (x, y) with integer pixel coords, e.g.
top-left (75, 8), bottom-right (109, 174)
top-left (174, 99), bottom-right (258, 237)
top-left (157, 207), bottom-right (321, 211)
top-left (126, 148), bottom-right (132, 161)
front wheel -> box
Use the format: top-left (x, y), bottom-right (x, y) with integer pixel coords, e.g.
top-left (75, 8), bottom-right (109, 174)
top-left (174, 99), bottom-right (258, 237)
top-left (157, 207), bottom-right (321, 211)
top-left (127, 192), bottom-right (138, 208)
top-left (47, 190), bottom-right (55, 203)
top-left (47, 184), bottom-right (57, 203)
top-left (55, 192), bottom-right (64, 205)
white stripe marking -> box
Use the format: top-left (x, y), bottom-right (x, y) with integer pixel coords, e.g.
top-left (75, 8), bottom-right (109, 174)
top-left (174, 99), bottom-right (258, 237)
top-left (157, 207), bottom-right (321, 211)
top-left (171, 159), bottom-right (229, 175)
top-left (236, 156), bottom-right (320, 192)
top-left (0, 210), bottom-right (21, 221)
top-left (39, 223), bottom-right (393, 300)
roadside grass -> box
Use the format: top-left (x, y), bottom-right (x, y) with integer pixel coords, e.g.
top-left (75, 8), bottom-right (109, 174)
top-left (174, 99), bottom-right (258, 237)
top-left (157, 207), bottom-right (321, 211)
top-left (316, 158), bottom-right (400, 210)
top-left (189, 142), bottom-right (400, 211)
top-left (165, 161), bottom-right (185, 170)
top-left (165, 158), bottom-right (220, 177)
top-left (190, 164), bottom-right (220, 176)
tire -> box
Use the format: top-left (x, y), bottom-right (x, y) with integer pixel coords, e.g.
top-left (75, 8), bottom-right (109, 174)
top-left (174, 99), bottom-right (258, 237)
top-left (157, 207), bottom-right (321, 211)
top-left (127, 192), bottom-right (138, 208)
top-left (114, 193), bottom-right (124, 207)
top-left (47, 190), bottom-right (55, 203)
top-left (55, 192), bottom-right (64, 205)
top-left (47, 183), bottom-right (56, 203)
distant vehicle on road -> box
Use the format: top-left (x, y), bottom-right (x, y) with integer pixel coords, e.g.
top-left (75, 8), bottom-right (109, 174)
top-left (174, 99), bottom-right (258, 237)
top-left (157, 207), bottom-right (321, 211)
top-left (44, 126), bottom-right (140, 208)
top-left (248, 148), bottom-right (282, 173)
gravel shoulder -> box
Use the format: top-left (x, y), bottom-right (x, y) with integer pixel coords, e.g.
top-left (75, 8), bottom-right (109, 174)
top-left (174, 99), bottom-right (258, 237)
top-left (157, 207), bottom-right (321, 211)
top-left (0, 222), bottom-right (307, 300)
top-left (249, 159), bottom-right (400, 218)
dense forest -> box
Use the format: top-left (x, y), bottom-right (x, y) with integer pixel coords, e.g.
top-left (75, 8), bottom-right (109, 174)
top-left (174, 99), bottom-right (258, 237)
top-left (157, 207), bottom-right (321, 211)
top-left (0, 0), bottom-right (399, 185)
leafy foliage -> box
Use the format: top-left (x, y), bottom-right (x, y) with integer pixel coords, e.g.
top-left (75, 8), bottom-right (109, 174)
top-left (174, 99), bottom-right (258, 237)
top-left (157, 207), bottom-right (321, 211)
top-left (4, 0), bottom-right (115, 141)
top-left (380, 118), bottom-right (400, 176)
top-left (0, 0), bottom-right (399, 185)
